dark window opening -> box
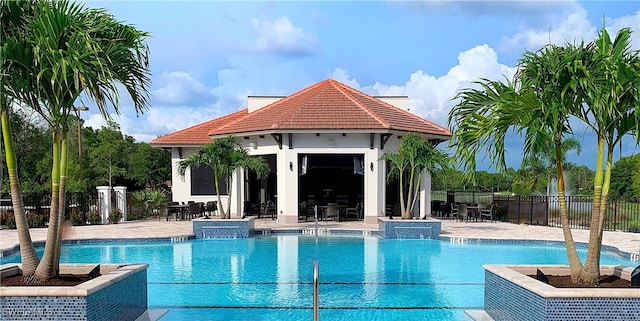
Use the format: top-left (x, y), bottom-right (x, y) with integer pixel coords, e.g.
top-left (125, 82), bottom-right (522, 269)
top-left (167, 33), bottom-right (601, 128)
top-left (191, 165), bottom-right (227, 195)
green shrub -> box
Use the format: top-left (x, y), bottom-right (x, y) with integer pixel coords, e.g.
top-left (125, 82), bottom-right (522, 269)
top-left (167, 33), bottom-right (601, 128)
top-left (628, 221), bottom-right (640, 232)
top-left (108, 208), bottom-right (123, 224)
top-left (87, 210), bottom-right (101, 225)
top-left (5, 215), bottom-right (16, 229)
top-left (27, 212), bottom-right (47, 228)
top-left (70, 211), bottom-right (86, 226)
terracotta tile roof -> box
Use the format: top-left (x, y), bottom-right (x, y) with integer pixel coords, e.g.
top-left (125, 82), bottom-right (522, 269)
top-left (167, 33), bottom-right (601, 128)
top-left (150, 79), bottom-right (450, 146)
top-left (150, 109), bottom-right (247, 146)
top-left (210, 79), bottom-right (450, 138)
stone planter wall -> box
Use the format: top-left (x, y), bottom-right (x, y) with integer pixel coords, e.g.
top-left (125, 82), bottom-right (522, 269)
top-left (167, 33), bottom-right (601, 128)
top-left (0, 264), bottom-right (148, 321)
top-left (484, 264), bottom-right (640, 321)
top-left (193, 217), bottom-right (255, 238)
top-left (377, 217), bottom-right (441, 239)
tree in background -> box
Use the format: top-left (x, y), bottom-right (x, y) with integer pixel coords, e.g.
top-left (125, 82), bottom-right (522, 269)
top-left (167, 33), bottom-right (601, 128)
top-left (610, 155), bottom-right (640, 200)
top-left (522, 137), bottom-right (581, 195)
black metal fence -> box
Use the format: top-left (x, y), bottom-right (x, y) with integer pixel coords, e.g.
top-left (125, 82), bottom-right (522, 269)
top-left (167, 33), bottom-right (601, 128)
top-left (1, 192), bottom-right (102, 227)
top-left (433, 191), bottom-right (640, 232)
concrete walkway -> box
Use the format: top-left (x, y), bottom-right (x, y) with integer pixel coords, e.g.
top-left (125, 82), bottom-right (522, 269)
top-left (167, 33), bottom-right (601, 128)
top-left (2, 217), bottom-right (639, 257)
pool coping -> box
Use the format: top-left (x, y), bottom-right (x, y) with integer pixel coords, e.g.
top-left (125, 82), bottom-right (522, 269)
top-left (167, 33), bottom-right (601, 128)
top-left (2, 230), bottom-right (637, 263)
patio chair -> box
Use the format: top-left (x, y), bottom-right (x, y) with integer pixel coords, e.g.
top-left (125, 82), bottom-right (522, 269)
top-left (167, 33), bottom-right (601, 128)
top-left (480, 204), bottom-right (495, 222)
top-left (299, 201), bottom-right (308, 221)
top-left (452, 204), bottom-right (466, 222)
top-left (326, 203), bottom-right (339, 221)
top-left (450, 203), bottom-right (459, 220)
top-left (261, 201), bottom-right (276, 219)
top-left (204, 201), bottom-right (217, 218)
top-left (188, 202), bottom-right (201, 220)
top-left (346, 202), bottom-right (362, 220)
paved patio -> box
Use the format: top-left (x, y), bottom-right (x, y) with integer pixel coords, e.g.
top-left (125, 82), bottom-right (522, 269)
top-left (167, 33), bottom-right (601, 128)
top-left (1, 217), bottom-right (639, 257)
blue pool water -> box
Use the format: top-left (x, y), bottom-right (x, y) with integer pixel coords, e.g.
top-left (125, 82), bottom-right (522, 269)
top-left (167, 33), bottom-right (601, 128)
top-left (1, 235), bottom-right (634, 321)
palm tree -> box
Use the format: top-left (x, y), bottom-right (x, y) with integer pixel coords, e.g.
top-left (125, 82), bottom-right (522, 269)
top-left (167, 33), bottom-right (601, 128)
top-left (1, 0), bottom-right (41, 277)
top-left (381, 133), bottom-right (449, 219)
top-left (449, 43), bottom-right (586, 281)
top-left (178, 136), bottom-right (270, 218)
top-left (570, 27), bottom-right (640, 284)
top-left (4, 0), bottom-right (151, 281)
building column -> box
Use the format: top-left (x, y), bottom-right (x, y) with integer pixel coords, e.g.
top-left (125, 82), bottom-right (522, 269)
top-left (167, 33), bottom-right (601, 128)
top-left (113, 186), bottom-right (127, 222)
top-left (419, 170), bottom-right (432, 219)
top-left (96, 186), bottom-right (111, 224)
top-left (230, 169), bottom-right (244, 218)
top-left (277, 145), bottom-right (298, 224)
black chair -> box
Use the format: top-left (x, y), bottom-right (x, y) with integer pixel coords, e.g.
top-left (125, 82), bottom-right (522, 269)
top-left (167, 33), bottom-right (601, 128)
top-left (204, 201), bottom-right (217, 218)
top-left (188, 202), bottom-right (201, 220)
top-left (167, 202), bottom-right (180, 221)
top-left (261, 201), bottom-right (276, 219)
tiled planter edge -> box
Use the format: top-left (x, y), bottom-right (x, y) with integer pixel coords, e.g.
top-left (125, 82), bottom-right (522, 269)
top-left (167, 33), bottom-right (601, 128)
top-left (0, 263), bottom-right (148, 321)
top-left (484, 264), bottom-right (640, 321)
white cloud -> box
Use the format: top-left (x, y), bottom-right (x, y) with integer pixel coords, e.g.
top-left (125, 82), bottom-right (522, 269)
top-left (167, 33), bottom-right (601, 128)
top-left (502, 7), bottom-right (596, 51)
top-left (607, 10), bottom-right (640, 50)
top-left (501, 8), bottom-right (640, 52)
top-left (152, 71), bottom-right (218, 106)
top-left (250, 16), bottom-right (320, 56)
top-left (330, 45), bottom-right (516, 128)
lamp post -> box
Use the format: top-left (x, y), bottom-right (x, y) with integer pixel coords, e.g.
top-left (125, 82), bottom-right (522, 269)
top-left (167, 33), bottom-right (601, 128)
top-left (74, 106), bottom-right (89, 191)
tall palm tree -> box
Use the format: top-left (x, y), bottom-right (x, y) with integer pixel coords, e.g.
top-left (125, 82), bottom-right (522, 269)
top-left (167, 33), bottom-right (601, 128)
top-left (6, 0), bottom-right (151, 281)
top-left (0, 0), bottom-right (40, 277)
top-left (178, 136), bottom-right (270, 218)
top-left (449, 43), bottom-right (586, 281)
top-left (381, 133), bottom-right (449, 219)
top-left (570, 27), bottom-right (640, 284)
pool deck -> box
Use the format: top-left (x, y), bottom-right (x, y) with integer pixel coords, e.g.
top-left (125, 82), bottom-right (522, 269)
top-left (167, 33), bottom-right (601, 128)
top-left (2, 217), bottom-right (639, 256)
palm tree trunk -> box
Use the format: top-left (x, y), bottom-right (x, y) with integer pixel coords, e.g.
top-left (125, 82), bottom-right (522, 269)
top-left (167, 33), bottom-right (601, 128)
top-left (554, 142), bottom-right (582, 281)
top-left (1, 111), bottom-right (39, 277)
top-left (226, 175), bottom-right (233, 218)
top-left (214, 173), bottom-right (225, 218)
top-left (411, 172), bottom-right (423, 217)
top-left (403, 171), bottom-right (414, 219)
top-left (35, 130), bottom-right (62, 281)
top-left (399, 173), bottom-right (409, 219)
top-left (579, 137), bottom-right (605, 285)
top-left (594, 149), bottom-right (613, 269)
top-left (53, 133), bottom-right (69, 266)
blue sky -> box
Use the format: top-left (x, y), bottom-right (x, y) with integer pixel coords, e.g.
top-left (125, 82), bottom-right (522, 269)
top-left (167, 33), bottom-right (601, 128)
top-left (80, 0), bottom-right (640, 171)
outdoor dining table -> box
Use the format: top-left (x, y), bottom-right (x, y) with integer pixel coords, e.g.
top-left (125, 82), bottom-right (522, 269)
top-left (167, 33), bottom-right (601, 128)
top-left (466, 205), bottom-right (480, 222)
top-left (317, 204), bottom-right (348, 221)
top-left (167, 204), bottom-right (189, 221)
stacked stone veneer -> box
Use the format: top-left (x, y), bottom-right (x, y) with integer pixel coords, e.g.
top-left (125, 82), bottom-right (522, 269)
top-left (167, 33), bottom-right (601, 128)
top-left (0, 264), bottom-right (148, 321)
top-left (193, 217), bottom-right (255, 238)
top-left (484, 265), bottom-right (640, 321)
top-left (378, 217), bottom-right (441, 239)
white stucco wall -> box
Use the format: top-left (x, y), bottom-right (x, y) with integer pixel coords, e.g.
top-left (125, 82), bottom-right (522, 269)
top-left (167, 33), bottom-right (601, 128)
top-left (168, 132), bottom-right (433, 223)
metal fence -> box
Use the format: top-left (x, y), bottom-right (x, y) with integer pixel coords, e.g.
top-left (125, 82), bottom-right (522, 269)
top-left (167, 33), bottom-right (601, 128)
top-left (432, 191), bottom-right (640, 232)
top-left (1, 192), bottom-right (102, 227)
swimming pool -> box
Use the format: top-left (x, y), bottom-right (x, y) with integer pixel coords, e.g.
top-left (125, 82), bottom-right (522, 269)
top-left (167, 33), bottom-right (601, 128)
top-left (1, 235), bottom-right (635, 321)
